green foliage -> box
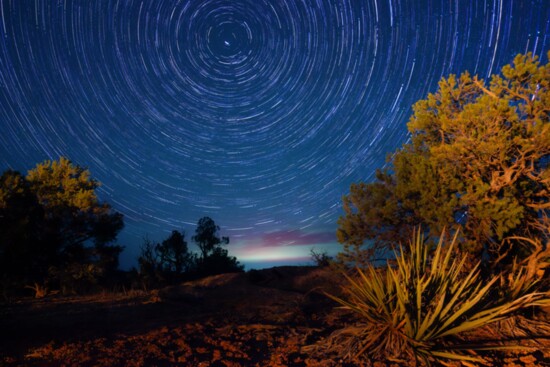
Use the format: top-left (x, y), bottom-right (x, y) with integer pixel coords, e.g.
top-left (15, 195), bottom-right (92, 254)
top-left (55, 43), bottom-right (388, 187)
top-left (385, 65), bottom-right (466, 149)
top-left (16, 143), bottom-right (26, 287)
top-left (0, 158), bottom-right (124, 295)
top-left (337, 169), bottom-right (413, 265)
top-left (27, 157), bottom-right (98, 212)
top-left (338, 52), bottom-right (550, 265)
top-left (27, 157), bottom-right (124, 248)
top-left (326, 230), bottom-right (550, 365)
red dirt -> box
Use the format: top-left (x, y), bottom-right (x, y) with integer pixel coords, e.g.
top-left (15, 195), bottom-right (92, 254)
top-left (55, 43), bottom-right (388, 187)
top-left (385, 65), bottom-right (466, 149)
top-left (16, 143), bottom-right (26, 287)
top-left (1, 267), bottom-right (549, 366)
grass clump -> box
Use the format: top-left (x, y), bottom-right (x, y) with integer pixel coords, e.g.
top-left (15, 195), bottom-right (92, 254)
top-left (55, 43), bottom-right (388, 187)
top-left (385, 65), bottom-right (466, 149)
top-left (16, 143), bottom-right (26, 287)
top-left (324, 229), bottom-right (550, 365)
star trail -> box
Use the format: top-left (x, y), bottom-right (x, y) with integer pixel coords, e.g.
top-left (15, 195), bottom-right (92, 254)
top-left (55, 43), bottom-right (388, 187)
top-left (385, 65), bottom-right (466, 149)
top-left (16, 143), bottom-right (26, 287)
top-left (1, 1), bottom-right (549, 268)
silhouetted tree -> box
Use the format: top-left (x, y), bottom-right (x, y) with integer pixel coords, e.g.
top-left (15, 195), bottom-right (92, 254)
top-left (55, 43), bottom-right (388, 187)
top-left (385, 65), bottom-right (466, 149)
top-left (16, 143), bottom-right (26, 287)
top-left (0, 170), bottom-right (47, 290)
top-left (200, 246), bottom-right (243, 275)
top-left (310, 248), bottom-right (333, 267)
top-left (157, 230), bottom-right (195, 276)
top-left (94, 243), bottom-right (124, 287)
top-left (138, 231), bottom-right (196, 287)
top-left (138, 237), bottom-right (163, 289)
top-left (192, 217), bottom-right (229, 259)
top-left (192, 217), bottom-right (243, 275)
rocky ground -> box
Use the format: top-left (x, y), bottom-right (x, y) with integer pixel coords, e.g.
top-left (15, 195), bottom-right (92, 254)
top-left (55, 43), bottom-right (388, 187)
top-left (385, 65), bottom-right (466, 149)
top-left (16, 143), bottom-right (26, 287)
top-left (1, 266), bottom-right (549, 366)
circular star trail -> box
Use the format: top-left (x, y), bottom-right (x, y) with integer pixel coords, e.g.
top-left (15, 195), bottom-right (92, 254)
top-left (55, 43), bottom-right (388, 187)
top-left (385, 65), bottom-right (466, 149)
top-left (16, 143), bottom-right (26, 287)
top-left (1, 0), bottom-right (549, 267)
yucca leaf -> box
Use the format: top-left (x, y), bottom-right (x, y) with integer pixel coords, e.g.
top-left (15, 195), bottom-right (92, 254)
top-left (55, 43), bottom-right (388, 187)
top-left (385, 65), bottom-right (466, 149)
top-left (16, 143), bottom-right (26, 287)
top-left (324, 229), bottom-right (550, 365)
top-left (427, 350), bottom-right (485, 363)
top-left (435, 264), bottom-right (483, 323)
top-left (430, 234), bottom-right (445, 273)
top-left (417, 290), bottom-right (448, 340)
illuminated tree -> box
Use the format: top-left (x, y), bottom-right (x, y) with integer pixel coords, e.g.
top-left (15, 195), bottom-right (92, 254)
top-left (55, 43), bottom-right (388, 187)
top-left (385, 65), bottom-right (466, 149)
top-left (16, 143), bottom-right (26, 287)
top-left (27, 157), bottom-right (123, 249)
top-left (0, 158), bottom-right (124, 294)
top-left (338, 52), bottom-right (550, 266)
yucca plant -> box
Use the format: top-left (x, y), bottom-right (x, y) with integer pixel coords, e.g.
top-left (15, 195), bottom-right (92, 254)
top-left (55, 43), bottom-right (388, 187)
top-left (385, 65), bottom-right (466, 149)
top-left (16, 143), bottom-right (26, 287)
top-left (501, 236), bottom-right (550, 299)
top-left (326, 229), bottom-right (550, 365)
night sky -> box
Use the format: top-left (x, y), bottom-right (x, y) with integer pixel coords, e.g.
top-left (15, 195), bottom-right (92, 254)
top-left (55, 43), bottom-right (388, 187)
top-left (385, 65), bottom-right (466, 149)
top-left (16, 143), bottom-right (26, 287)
top-left (1, 1), bottom-right (549, 269)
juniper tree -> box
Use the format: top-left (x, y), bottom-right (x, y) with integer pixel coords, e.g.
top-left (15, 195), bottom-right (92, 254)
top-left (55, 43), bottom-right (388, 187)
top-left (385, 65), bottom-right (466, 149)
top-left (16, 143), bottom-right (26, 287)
top-left (338, 52), bottom-right (549, 266)
top-left (0, 158), bottom-right (124, 293)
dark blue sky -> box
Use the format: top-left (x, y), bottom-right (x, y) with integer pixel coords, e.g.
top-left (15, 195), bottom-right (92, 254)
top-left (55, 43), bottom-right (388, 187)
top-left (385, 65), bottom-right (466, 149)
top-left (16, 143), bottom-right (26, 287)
top-left (1, 0), bottom-right (549, 268)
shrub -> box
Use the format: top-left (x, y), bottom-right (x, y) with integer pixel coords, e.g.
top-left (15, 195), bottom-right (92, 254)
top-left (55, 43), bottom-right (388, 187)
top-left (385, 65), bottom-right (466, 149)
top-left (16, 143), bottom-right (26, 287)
top-left (310, 248), bottom-right (332, 267)
top-left (325, 229), bottom-right (550, 365)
